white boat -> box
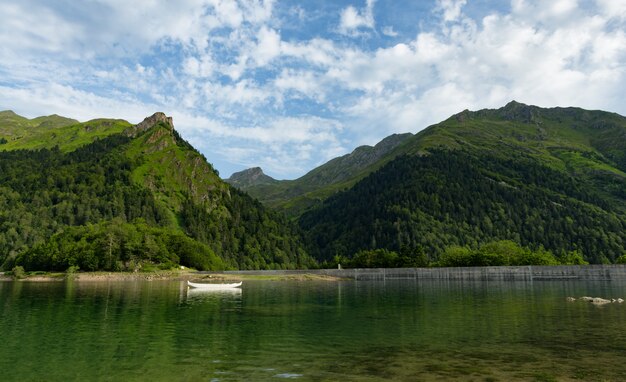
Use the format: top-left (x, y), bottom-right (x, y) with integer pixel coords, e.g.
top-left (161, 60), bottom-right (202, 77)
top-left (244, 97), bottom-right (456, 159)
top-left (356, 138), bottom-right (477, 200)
top-left (187, 280), bottom-right (242, 289)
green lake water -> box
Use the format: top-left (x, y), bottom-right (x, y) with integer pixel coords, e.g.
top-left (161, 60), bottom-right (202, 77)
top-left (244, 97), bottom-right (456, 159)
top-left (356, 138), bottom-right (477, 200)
top-left (1, 278), bottom-right (626, 381)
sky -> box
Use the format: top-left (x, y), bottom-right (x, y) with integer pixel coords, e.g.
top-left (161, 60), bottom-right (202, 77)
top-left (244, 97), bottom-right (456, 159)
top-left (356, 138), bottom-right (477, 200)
top-left (1, 0), bottom-right (626, 179)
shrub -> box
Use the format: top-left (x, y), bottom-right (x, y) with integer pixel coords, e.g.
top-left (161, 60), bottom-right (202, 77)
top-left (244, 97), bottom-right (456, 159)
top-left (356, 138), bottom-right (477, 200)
top-left (12, 266), bottom-right (26, 279)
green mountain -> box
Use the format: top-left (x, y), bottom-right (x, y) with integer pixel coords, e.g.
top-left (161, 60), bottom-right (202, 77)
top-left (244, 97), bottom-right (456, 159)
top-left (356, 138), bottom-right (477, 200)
top-left (295, 102), bottom-right (626, 264)
top-left (0, 111), bottom-right (313, 271)
top-left (0, 109), bottom-right (131, 152)
top-left (237, 133), bottom-right (413, 217)
top-left (225, 167), bottom-right (279, 189)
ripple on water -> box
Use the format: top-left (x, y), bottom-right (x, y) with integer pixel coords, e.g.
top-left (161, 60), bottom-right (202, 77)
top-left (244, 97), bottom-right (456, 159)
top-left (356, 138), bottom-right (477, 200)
top-left (273, 373), bottom-right (303, 379)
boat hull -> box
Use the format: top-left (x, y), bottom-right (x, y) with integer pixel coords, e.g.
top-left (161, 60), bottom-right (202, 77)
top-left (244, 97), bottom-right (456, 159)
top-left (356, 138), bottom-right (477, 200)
top-left (187, 280), bottom-right (242, 289)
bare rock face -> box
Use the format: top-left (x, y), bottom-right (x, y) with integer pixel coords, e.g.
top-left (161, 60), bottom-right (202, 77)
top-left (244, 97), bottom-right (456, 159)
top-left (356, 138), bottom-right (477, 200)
top-left (134, 112), bottom-right (174, 133)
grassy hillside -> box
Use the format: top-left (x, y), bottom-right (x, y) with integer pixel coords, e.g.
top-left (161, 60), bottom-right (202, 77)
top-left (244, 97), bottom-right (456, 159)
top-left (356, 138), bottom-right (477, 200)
top-left (0, 110), bottom-right (131, 152)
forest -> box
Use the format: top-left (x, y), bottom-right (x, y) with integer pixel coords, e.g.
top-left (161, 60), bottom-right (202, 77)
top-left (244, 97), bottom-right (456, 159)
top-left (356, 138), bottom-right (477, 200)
top-left (0, 128), bottom-right (313, 271)
top-left (300, 149), bottom-right (626, 264)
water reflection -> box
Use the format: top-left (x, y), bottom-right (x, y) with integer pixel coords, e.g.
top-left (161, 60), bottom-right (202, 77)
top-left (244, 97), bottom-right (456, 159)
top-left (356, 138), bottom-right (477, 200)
top-left (185, 285), bottom-right (242, 303)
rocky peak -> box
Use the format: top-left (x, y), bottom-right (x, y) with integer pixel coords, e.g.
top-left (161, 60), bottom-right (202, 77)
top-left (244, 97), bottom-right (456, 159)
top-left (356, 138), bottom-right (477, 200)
top-left (134, 112), bottom-right (174, 133)
top-left (225, 167), bottom-right (278, 189)
top-left (499, 101), bottom-right (541, 124)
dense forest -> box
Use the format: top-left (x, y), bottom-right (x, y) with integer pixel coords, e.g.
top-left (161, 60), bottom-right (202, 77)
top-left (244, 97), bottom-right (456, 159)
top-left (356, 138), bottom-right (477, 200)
top-left (0, 117), bottom-right (313, 271)
top-left (300, 149), bottom-right (626, 264)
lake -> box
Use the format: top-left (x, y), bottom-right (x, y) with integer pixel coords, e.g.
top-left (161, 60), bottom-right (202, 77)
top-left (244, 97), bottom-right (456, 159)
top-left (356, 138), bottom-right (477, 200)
top-left (1, 278), bottom-right (625, 381)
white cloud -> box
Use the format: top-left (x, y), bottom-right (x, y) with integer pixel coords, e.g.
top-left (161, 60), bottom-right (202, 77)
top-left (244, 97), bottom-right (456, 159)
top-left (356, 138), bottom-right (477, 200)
top-left (253, 27), bottom-right (282, 66)
top-left (381, 26), bottom-right (399, 37)
top-left (274, 70), bottom-right (325, 101)
top-left (595, 0), bottom-right (626, 19)
top-left (436, 0), bottom-right (467, 22)
top-left (0, 83), bottom-right (155, 122)
top-left (0, 3), bottom-right (81, 61)
top-left (339, 0), bottom-right (376, 35)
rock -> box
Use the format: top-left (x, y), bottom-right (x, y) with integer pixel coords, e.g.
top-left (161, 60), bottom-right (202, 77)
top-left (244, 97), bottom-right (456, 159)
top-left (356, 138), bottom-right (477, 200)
top-left (591, 297), bottom-right (611, 305)
top-left (566, 297), bottom-right (576, 302)
top-left (580, 296), bottom-right (593, 302)
top-left (617, 298), bottom-right (624, 303)
top-left (133, 112), bottom-right (174, 134)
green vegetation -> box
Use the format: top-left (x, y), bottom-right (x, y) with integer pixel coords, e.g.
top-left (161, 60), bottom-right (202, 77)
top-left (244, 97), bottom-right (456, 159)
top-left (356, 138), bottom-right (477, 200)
top-left (438, 241), bottom-right (562, 267)
top-left (2, 103), bottom-right (626, 271)
top-left (0, 112), bottom-right (313, 272)
top-left (11, 265), bottom-right (25, 279)
top-left (13, 219), bottom-right (225, 271)
top-left (241, 133), bottom-right (414, 217)
top-left (299, 149), bottom-right (626, 264)
top-left (325, 241), bottom-right (587, 268)
top-left (616, 254), bottom-right (626, 264)
top-left (239, 102), bottom-right (626, 220)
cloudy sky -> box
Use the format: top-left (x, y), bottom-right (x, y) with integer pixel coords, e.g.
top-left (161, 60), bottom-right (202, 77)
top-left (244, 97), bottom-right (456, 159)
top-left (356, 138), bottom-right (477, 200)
top-left (1, 0), bottom-right (625, 179)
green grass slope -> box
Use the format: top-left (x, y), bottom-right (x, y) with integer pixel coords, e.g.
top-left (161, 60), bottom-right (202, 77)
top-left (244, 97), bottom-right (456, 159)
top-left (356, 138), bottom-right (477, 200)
top-left (2, 119), bottom-right (130, 152)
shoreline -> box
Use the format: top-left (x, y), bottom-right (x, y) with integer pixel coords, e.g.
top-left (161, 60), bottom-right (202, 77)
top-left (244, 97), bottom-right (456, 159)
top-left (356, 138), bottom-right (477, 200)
top-left (3, 264), bottom-right (626, 282)
top-left (0, 270), bottom-right (345, 282)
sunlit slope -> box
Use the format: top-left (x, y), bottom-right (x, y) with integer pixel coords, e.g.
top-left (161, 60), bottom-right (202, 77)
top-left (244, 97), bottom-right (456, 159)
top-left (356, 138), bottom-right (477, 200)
top-left (0, 110), bottom-right (130, 152)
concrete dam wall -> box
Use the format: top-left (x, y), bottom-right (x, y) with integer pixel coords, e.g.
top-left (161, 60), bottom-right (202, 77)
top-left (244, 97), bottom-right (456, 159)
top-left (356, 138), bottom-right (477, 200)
top-left (211, 264), bottom-right (626, 281)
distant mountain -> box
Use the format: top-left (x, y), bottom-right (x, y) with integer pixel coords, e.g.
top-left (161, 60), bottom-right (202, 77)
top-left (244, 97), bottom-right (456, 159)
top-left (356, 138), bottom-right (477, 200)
top-left (0, 111), bottom-right (313, 271)
top-left (225, 167), bottom-right (278, 188)
top-left (0, 110), bottom-right (129, 152)
top-left (0, 110), bottom-right (79, 132)
top-left (239, 132), bottom-right (413, 217)
top-left (297, 101), bottom-right (626, 264)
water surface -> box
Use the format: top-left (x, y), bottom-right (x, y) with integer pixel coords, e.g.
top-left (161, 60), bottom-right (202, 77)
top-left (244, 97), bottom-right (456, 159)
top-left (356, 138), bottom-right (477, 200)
top-left (1, 278), bottom-right (625, 381)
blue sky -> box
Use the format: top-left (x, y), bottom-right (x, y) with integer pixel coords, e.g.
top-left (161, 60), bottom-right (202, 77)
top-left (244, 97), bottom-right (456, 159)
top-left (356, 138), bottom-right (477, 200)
top-left (1, 0), bottom-right (625, 179)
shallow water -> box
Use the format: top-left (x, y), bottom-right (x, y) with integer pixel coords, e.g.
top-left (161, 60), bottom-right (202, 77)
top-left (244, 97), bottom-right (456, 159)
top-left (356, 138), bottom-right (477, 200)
top-left (1, 278), bottom-right (625, 381)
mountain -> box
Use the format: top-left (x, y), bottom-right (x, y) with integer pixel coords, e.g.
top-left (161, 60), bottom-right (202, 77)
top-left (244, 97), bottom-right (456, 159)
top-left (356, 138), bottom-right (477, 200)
top-left (0, 109), bottom-right (129, 152)
top-left (225, 167), bottom-right (278, 188)
top-left (237, 132), bottom-right (413, 217)
top-left (0, 111), bottom-right (313, 271)
top-left (295, 102), bottom-right (626, 264)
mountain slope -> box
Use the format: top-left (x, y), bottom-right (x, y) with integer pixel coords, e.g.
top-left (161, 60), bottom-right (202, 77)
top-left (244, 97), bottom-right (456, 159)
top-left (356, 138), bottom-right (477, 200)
top-left (0, 112), bottom-right (313, 271)
top-left (0, 110), bottom-right (130, 152)
top-left (239, 133), bottom-right (413, 217)
top-left (225, 167), bottom-right (278, 188)
top-left (297, 102), bottom-right (626, 264)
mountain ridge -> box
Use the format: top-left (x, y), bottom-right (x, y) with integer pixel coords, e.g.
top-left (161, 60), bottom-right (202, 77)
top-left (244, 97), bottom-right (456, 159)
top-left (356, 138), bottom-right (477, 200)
top-left (234, 132), bottom-right (414, 216)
